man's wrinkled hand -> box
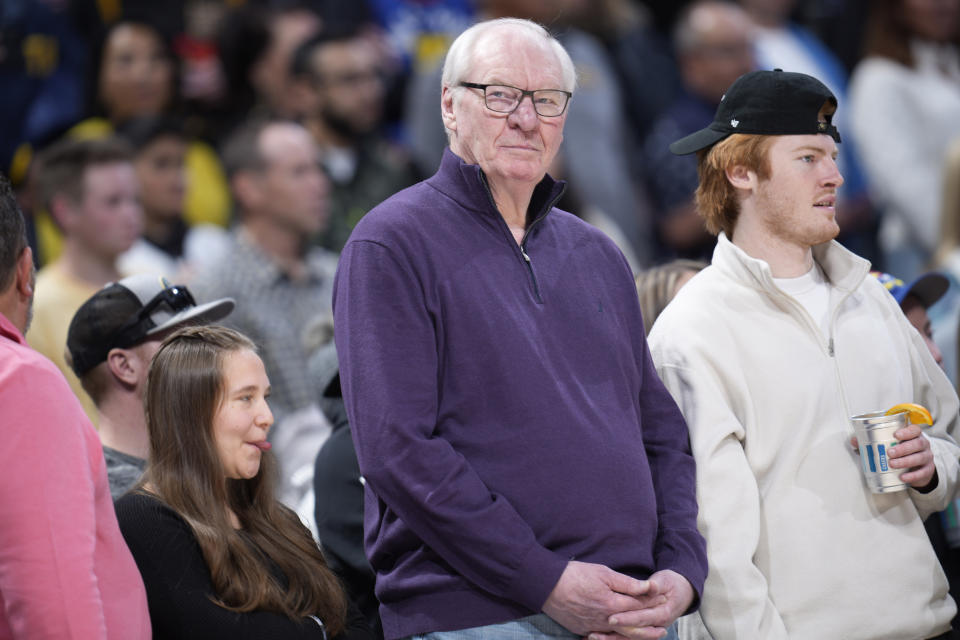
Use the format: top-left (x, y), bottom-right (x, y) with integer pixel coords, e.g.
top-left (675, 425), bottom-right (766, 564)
top-left (586, 569), bottom-right (694, 640)
top-left (542, 561), bottom-right (656, 637)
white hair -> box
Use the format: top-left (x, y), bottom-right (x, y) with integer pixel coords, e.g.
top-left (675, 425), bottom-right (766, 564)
top-left (441, 18), bottom-right (577, 95)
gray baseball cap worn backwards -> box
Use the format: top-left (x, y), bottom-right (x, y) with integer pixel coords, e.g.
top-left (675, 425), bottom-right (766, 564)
top-left (670, 68), bottom-right (841, 156)
top-left (67, 274), bottom-right (235, 377)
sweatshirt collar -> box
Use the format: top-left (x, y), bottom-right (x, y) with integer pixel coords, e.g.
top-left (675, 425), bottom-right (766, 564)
top-left (713, 232), bottom-right (870, 294)
top-left (431, 148), bottom-right (566, 227)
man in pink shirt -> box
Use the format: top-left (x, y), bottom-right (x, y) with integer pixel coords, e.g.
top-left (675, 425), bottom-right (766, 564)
top-left (0, 172), bottom-right (150, 639)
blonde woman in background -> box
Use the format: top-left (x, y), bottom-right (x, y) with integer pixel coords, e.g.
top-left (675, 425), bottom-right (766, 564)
top-left (635, 259), bottom-right (707, 335)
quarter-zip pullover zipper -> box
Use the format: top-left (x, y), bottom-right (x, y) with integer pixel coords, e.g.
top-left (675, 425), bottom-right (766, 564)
top-left (478, 174), bottom-right (565, 304)
top-left (826, 286), bottom-right (859, 422)
top-left (772, 279), bottom-right (860, 422)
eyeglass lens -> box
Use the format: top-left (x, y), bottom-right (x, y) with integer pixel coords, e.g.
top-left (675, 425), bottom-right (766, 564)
top-left (484, 85), bottom-right (569, 116)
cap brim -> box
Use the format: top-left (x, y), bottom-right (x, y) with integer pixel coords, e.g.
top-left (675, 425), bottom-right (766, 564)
top-left (904, 274), bottom-right (950, 308)
top-left (147, 297), bottom-right (235, 336)
top-left (670, 125), bottom-right (731, 156)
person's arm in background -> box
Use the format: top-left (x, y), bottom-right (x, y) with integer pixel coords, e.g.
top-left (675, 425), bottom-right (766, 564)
top-left (650, 352), bottom-right (790, 640)
top-left (0, 356), bottom-right (109, 639)
top-left (848, 62), bottom-right (947, 254)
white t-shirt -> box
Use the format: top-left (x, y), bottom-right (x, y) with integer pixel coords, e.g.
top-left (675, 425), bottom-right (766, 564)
top-left (774, 263), bottom-right (831, 335)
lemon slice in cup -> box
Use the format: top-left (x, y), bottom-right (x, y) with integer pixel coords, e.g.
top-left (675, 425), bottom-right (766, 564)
top-left (884, 403), bottom-right (933, 426)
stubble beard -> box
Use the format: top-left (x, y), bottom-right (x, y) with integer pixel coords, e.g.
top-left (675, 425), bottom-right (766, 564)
top-left (757, 181), bottom-right (839, 249)
top-left (321, 103), bottom-right (375, 142)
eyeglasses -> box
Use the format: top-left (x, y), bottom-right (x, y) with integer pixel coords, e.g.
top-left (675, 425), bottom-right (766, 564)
top-left (460, 82), bottom-right (572, 117)
top-left (114, 283), bottom-right (197, 346)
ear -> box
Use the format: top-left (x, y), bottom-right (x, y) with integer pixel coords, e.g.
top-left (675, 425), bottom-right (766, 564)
top-left (725, 164), bottom-right (757, 192)
top-left (232, 171), bottom-right (263, 212)
top-left (15, 247), bottom-right (33, 301)
top-left (440, 85), bottom-right (457, 134)
top-left (105, 348), bottom-right (140, 386)
top-left (48, 194), bottom-right (77, 232)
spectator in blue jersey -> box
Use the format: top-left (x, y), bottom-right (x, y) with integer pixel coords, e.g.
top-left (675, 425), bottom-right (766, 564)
top-left (333, 17), bottom-right (706, 640)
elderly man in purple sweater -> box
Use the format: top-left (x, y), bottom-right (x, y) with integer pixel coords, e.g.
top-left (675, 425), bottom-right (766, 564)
top-left (333, 17), bottom-right (707, 640)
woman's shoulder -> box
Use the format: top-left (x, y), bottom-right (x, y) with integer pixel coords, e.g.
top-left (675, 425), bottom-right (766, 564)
top-left (115, 491), bottom-right (191, 542)
top-left (115, 489), bottom-right (166, 512)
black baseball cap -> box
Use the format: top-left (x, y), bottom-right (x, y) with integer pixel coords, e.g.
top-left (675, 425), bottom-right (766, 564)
top-left (67, 274), bottom-right (234, 377)
top-left (670, 69), bottom-right (841, 156)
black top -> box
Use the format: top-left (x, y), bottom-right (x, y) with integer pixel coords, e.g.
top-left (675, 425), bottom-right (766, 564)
top-left (115, 491), bottom-right (373, 640)
top-left (313, 385), bottom-right (382, 636)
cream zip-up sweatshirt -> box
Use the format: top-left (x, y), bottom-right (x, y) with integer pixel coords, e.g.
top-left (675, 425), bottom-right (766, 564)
top-left (649, 234), bottom-right (960, 640)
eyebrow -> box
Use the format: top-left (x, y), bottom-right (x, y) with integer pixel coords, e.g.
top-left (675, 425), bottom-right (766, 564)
top-left (483, 80), bottom-right (565, 90)
top-left (230, 384), bottom-right (262, 395)
top-left (791, 145), bottom-right (839, 157)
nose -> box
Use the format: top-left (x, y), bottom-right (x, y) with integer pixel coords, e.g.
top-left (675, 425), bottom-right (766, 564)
top-left (256, 398), bottom-right (274, 431)
top-left (127, 198), bottom-right (144, 230)
top-left (823, 155), bottom-right (844, 188)
top-left (315, 168), bottom-right (329, 199)
top-left (304, 162), bottom-right (327, 196)
top-left (507, 94), bottom-right (539, 130)
top-left (133, 57), bottom-right (164, 84)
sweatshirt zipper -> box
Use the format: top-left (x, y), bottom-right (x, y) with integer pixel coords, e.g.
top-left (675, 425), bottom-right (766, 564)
top-left (479, 175), bottom-right (564, 304)
top-left (517, 202), bottom-right (558, 304)
top-left (518, 244), bottom-right (542, 302)
top-left (826, 287), bottom-right (858, 423)
top-left (773, 290), bottom-right (831, 356)
top-left (772, 285), bottom-right (854, 421)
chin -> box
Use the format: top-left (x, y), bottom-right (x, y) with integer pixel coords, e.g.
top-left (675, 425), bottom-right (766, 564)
top-left (825, 222), bottom-right (841, 241)
top-left (502, 165), bottom-right (546, 184)
top-left (231, 460), bottom-right (261, 480)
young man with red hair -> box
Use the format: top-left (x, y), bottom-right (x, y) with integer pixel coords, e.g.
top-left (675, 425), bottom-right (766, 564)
top-left (649, 69), bottom-right (960, 640)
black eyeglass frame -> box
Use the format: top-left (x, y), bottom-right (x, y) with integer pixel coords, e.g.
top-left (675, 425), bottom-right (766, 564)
top-left (113, 284), bottom-right (197, 348)
top-left (459, 82), bottom-right (572, 117)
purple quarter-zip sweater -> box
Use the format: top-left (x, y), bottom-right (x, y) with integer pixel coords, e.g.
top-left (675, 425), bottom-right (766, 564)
top-left (333, 149), bottom-right (706, 639)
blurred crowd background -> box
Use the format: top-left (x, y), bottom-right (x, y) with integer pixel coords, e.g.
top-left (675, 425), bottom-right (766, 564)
top-left (4, 2), bottom-right (960, 633)
top-left (4, 0), bottom-right (960, 278)
top-left (6, 0), bottom-right (960, 447)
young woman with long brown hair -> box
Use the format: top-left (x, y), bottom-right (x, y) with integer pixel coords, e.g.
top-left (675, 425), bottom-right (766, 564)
top-left (115, 325), bottom-right (371, 639)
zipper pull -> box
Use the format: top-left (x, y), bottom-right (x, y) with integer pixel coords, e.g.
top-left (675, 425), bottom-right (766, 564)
top-left (828, 338), bottom-right (835, 357)
top-left (520, 246), bottom-right (531, 262)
